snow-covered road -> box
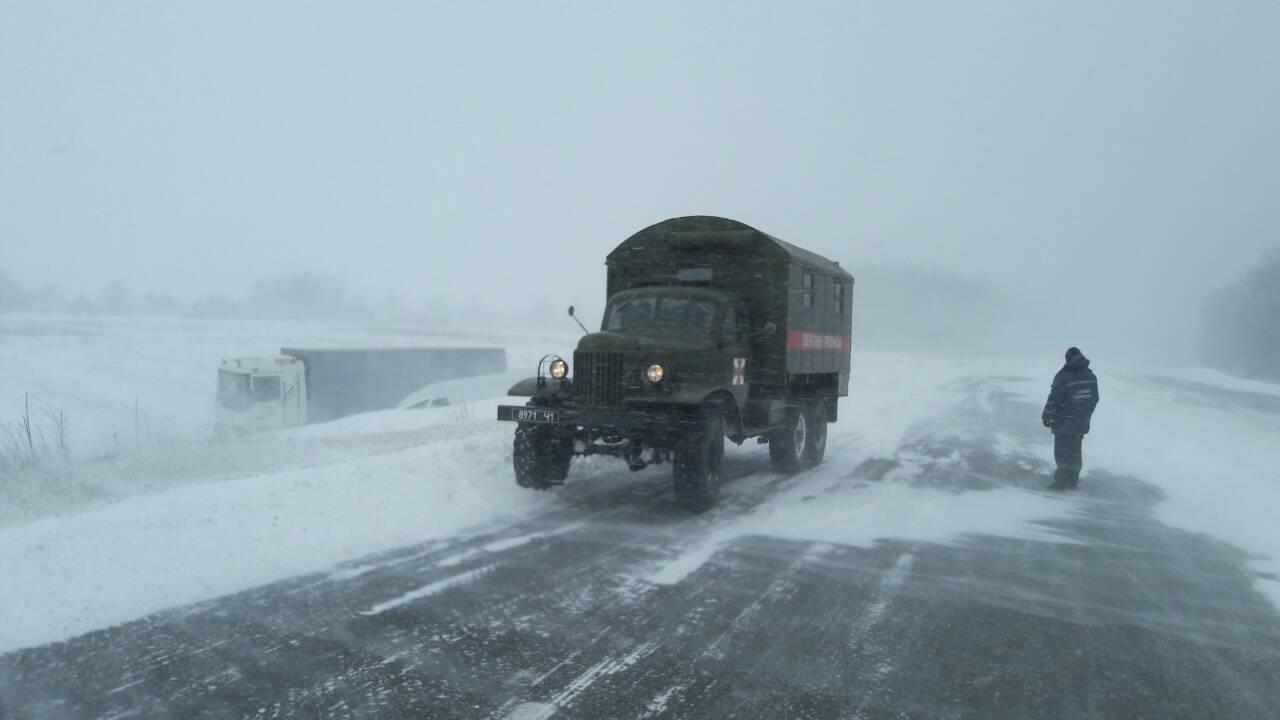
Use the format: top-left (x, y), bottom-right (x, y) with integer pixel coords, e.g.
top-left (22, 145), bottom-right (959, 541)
top-left (3, 365), bottom-right (1280, 718)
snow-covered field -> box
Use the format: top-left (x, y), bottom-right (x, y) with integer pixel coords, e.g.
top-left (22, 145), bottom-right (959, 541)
top-left (2, 314), bottom-right (1278, 655)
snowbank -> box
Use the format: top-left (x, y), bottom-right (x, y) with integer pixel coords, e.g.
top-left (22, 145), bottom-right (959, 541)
top-left (0, 418), bottom-right (552, 654)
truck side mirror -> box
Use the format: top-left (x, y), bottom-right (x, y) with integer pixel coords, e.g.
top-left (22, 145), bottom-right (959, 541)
top-left (567, 305), bottom-right (589, 335)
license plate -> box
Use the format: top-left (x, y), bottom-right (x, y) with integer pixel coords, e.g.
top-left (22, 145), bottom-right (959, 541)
top-left (499, 406), bottom-right (559, 424)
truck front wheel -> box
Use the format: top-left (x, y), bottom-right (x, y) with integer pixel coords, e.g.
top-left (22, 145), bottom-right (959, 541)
top-left (674, 406), bottom-right (724, 511)
top-left (513, 424), bottom-right (572, 490)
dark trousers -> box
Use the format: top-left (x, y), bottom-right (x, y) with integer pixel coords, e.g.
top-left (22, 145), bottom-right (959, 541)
top-left (1053, 434), bottom-right (1084, 487)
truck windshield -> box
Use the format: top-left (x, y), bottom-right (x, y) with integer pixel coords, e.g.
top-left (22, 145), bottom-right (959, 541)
top-left (217, 370), bottom-right (252, 411)
top-left (607, 297), bottom-right (717, 332)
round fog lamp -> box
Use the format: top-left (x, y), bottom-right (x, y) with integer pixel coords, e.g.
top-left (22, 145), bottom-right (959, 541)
top-left (645, 363), bottom-right (665, 383)
top-left (549, 358), bottom-right (569, 379)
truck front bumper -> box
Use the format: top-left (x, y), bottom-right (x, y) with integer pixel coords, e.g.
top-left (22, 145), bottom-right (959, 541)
top-left (496, 403), bottom-right (692, 435)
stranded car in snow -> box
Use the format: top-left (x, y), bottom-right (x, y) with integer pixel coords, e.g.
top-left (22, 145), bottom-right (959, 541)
top-left (217, 347), bottom-right (506, 437)
top-left (497, 215), bottom-right (854, 510)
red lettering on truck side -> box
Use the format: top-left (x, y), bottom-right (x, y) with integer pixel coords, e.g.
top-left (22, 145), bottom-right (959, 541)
top-left (786, 331), bottom-right (850, 352)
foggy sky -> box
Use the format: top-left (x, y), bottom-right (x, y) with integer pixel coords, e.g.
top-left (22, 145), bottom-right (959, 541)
top-left (2, 2), bottom-right (1277, 359)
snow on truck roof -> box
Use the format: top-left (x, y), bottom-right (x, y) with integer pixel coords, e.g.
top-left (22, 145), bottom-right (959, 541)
top-left (607, 215), bottom-right (853, 282)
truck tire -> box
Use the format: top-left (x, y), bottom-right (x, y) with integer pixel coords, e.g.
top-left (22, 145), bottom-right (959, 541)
top-left (513, 424), bottom-right (572, 490)
top-left (674, 406), bottom-right (724, 512)
top-left (769, 408), bottom-right (806, 471)
top-left (802, 403), bottom-right (828, 467)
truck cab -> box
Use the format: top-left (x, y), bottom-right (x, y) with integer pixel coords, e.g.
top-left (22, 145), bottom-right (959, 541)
top-left (578, 285), bottom-right (752, 411)
top-left (215, 357), bottom-right (307, 438)
top-left (498, 215), bottom-right (854, 511)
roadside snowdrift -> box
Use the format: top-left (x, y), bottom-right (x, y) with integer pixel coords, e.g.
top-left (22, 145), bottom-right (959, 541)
top-left (0, 415), bottom-right (551, 653)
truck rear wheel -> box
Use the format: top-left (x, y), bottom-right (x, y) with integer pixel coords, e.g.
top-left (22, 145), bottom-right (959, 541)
top-left (513, 423), bottom-right (572, 490)
top-left (674, 406), bottom-right (724, 512)
top-left (769, 408), bottom-right (806, 471)
top-left (802, 403), bottom-right (828, 467)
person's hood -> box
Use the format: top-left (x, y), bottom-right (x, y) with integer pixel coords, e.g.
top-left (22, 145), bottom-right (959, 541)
top-left (1066, 353), bottom-right (1091, 370)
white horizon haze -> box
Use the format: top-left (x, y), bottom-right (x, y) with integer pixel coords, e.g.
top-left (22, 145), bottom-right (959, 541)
top-left (2, 2), bottom-right (1277, 361)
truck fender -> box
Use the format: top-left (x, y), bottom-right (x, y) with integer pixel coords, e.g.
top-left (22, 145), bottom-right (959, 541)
top-left (508, 376), bottom-right (572, 401)
top-left (703, 390), bottom-right (745, 443)
top-left (506, 377), bottom-right (541, 397)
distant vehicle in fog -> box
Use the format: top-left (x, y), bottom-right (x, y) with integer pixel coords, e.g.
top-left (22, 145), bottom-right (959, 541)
top-left (217, 347), bottom-right (505, 437)
top-left (498, 215), bottom-right (854, 511)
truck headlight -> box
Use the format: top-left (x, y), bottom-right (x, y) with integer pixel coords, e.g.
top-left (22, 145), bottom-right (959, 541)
top-left (549, 358), bottom-right (569, 379)
top-left (645, 363), bottom-right (664, 383)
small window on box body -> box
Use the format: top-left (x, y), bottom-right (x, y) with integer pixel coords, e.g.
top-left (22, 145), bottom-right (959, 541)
top-left (803, 271), bottom-right (814, 308)
top-left (834, 282), bottom-right (844, 314)
top-left (677, 267), bottom-right (713, 282)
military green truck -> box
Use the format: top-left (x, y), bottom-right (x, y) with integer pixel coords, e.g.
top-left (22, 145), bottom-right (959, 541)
top-left (497, 215), bottom-right (853, 510)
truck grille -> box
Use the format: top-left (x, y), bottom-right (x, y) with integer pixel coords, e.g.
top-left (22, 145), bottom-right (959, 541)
top-left (574, 351), bottom-right (625, 407)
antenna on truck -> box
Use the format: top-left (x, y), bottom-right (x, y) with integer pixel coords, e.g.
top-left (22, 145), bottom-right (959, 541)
top-left (567, 306), bottom-right (589, 335)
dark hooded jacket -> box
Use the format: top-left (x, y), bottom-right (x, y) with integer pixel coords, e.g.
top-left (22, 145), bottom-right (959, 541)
top-left (1042, 353), bottom-right (1099, 435)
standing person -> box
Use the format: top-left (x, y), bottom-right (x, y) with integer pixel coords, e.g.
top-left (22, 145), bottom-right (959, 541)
top-left (1041, 347), bottom-right (1100, 490)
